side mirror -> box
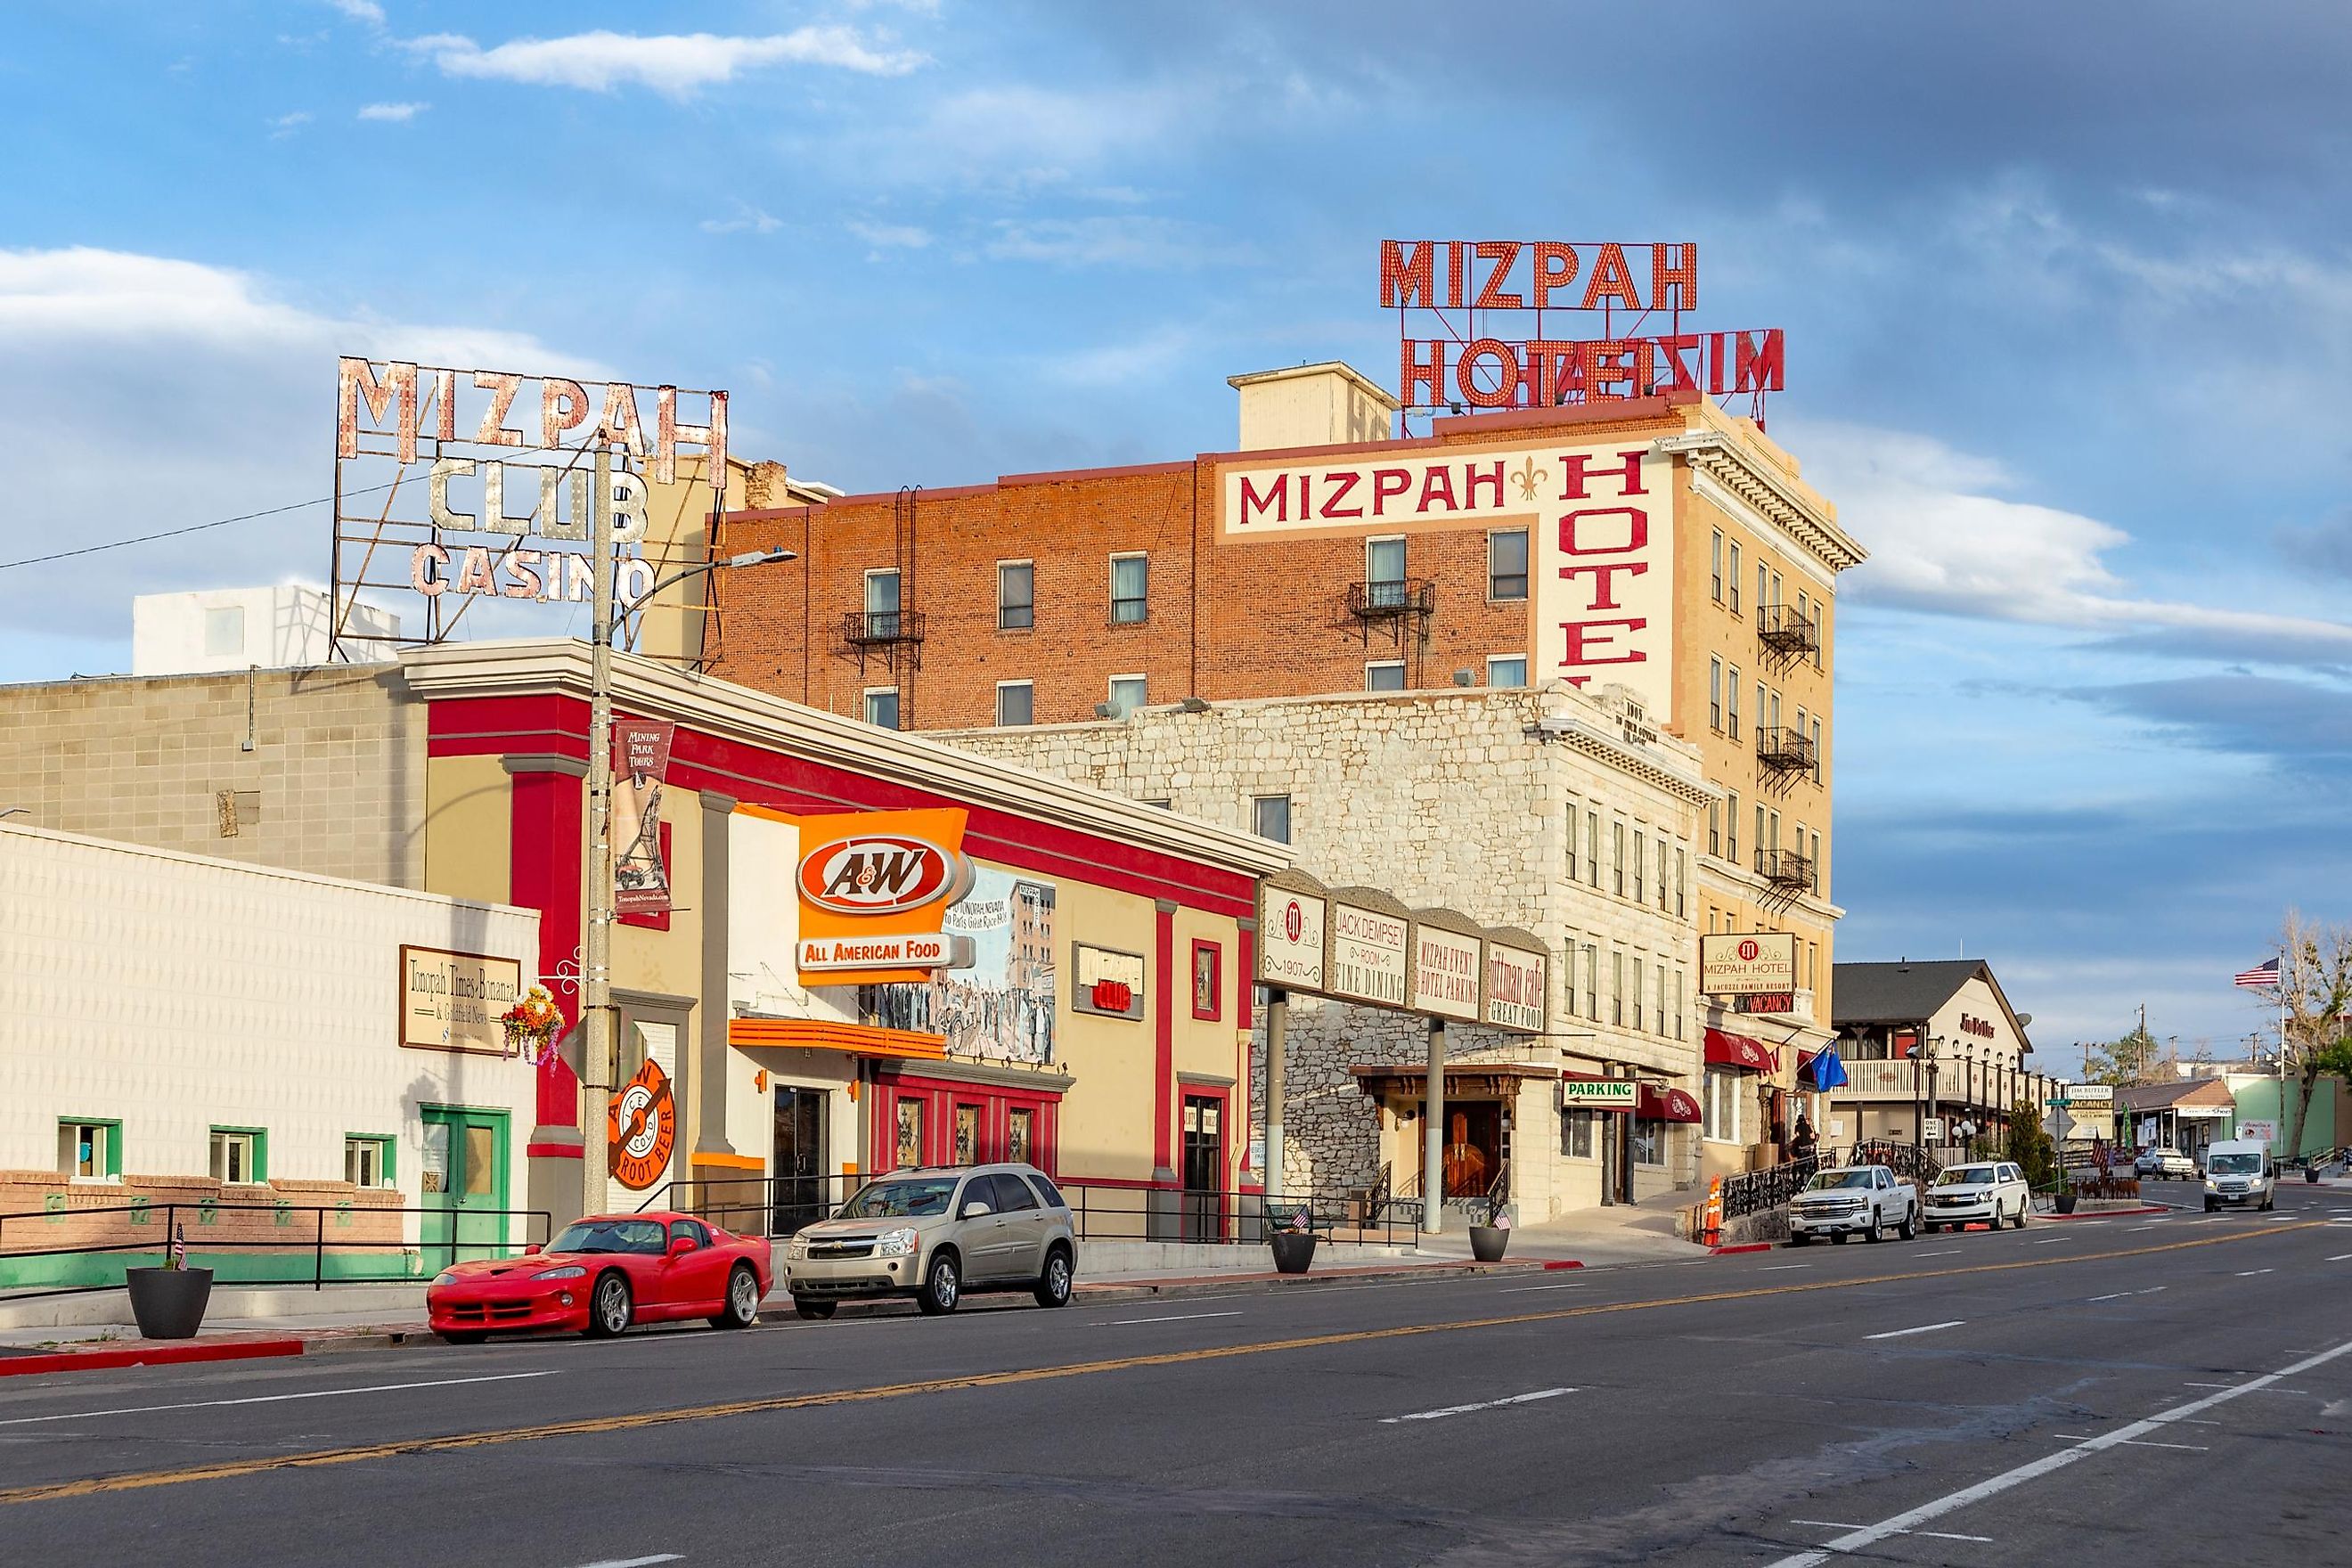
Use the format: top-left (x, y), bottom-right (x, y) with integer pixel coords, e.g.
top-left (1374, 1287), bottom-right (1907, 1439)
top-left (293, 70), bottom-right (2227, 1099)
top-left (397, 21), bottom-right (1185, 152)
top-left (961, 1201), bottom-right (993, 1220)
top-left (668, 1235), bottom-right (698, 1257)
top-left (523, 1243), bottom-right (543, 1255)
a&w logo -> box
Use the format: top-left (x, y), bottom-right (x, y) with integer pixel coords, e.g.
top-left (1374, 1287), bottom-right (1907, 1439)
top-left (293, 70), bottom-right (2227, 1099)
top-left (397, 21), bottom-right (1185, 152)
top-left (797, 836), bottom-right (971, 915)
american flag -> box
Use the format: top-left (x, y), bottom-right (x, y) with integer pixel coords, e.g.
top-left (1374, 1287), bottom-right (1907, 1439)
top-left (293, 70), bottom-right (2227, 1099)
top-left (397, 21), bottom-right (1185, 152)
top-left (169, 1223), bottom-right (186, 1268)
top-left (2234, 958), bottom-right (2280, 989)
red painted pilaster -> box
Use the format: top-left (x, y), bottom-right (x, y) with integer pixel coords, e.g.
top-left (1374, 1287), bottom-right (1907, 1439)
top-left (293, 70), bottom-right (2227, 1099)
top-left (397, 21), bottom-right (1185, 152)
top-left (1153, 900), bottom-right (1177, 1180)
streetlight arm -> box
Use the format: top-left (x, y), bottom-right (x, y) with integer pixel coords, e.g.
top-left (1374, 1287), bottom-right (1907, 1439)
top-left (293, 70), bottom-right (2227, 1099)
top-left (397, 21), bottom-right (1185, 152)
top-left (610, 548), bottom-right (797, 644)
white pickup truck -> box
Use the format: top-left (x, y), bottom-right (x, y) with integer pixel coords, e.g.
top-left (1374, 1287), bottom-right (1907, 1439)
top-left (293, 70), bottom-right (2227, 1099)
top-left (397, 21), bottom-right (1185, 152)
top-left (1787, 1164), bottom-right (1919, 1245)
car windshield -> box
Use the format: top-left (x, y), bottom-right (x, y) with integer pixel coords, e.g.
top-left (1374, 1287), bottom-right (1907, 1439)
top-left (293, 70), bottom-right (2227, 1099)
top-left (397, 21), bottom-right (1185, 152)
top-left (1808, 1170), bottom-right (1877, 1190)
top-left (837, 1177), bottom-right (960, 1219)
top-left (1936, 1166), bottom-right (1997, 1187)
top-left (547, 1219), bottom-right (666, 1255)
top-left (2209, 1153), bottom-right (2263, 1174)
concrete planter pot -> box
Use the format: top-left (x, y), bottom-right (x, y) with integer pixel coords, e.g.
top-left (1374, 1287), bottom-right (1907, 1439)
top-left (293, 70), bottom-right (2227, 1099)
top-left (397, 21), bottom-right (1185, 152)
top-left (1269, 1231), bottom-right (1318, 1275)
top-left (1467, 1225), bottom-right (1511, 1262)
top-left (2306, 1166), bottom-right (2321, 1184)
top-left (126, 1266), bottom-right (213, 1340)
top-left (2053, 1192), bottom-right (2078, 1215)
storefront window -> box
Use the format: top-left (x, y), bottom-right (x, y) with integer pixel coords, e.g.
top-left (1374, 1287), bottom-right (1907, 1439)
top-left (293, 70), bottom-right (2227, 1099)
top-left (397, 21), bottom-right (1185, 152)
top-left (1009, 1107), bottom-right (1034, 1165)
top-left (1703, 1069), bottom-right (1744, 1144)
top-left (1631, 1119), bottom-right (1667, 1167)
top-left (1559, 1109), bottom-right (1595, 1159)
top-left (954, 1103), bottom-right (981, 1164)
top-left (895, 1099), bottom-right (925, 1169)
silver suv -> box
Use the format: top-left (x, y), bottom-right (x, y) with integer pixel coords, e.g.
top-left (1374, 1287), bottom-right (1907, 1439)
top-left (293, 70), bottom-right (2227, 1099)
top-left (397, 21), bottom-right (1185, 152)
top-left (782, 1163), bottom-right (1077, 1319)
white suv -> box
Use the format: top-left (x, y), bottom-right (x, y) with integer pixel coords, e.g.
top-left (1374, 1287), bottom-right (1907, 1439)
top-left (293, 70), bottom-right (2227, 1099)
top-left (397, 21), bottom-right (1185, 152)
top-left (1788, 1164), bottom-right (1919, 1245)
top-left (1923, 1161), bottom-right (2029, 1232)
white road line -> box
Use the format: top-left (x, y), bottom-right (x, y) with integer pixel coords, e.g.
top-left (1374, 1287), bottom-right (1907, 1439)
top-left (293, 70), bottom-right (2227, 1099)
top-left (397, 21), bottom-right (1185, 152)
top-left (2029, 1237), bottom-right (2070, 1245)
top-left (2054, 1434), bottom-right (2208, 1451)
top-left (1789, 1521), bottom-right (1993, 1544)
top-left (2235, 1269), bottom-right (2275, 1278)
top-left (0, 1370), bottom-right (558, 1427)
top-left (1098, 1311), bottom-right (1243, 1327)
top-left (1866, 1320), bottom-right (1965, 1341)
top-left (2324, 1254), bottom-right (2352, 1262)
top-left (1760, 1264), bottom-right (1813, 1271)
top-left (1498, 1282), bottom-right (1586, 1293)
top-left (2086, 1292), bottom-right (2130, 1303)
top-left (572, 1557), bottom-right (683, 1568)
top-left (1913, 1250), bottom-right (1962, 1258)
top-left (1763, 1336), bottom-right (2352, 1567)
top-left (1380, 1386), bottom-right (1574, 1424)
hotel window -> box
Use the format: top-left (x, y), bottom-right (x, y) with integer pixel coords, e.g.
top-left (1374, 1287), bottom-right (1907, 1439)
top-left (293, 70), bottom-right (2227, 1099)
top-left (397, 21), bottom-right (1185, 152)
top-left (1756, 682), bottom-right (1768, 734)
top-left (997, 561), bottom-right (1034, 630)
top-left (1252, 794), bottom-right (1291, 844)
top-left (1726, 791), bottom-right (1740, 862)
top-left (1672, 970), bottom-right (1686, 1041)
top-left (1110, 553), bottom-right (1149, 624)
top-left (1611, 951), bottom-right (1625, 1025)
top-left (995, 681), bottom-right (1034, 727)
top-left (1727, 666), bottom-right (1742, 739)
top-left (1804, 941), bottom-right (1817, 991)
top-left (1632, 830), bottom-right (1646, 903)
top-left (1487, 654), bottom-right (1527, 689)
top-left (1711, 529), bottom-right (1724, 602)
top-left (1675, 849), bottom-right (1688, 917)
top-left (1489, 529), bottom-right (1529, 601)
top-left (1768, 809), bottom-right (1782, 855)
top-left (1707, 800), bottom-right (1720, 858)
top-left (862, 687), bottom-right (900, 730)
top-left (1757, 563), bottom-right (1769, 618)
top-left (1613, 821), bottom-right (1627, 896)
top-left (1755, 804), bottom-right (1768, 868)
top-left (1560, 1108), bottom-right (1596, 1159)
top-left (1796, 587), bottom-right (1811, 630)
top-left (1703, 1068), bottom-right (1743, 1144)
top-left (1770, 569), bottom-right (1784, 611)
top-left (1565, 800), bottom-right (1580, 880)
top-left (1630, 955), bottom-right (1646, 1031)
top-left (1365, 536), bottom-right (1408, 608)
top-left (1631, 1117), bottom-right (1667, 1167)
top-left (60, 1119), bottom-right (120, 1181)
top-left (1768, 688), bottom-right (1781, 732)
top-left (1796, 820), bottom-right (1808, 868)
top-left (1727, 542), bottom-right (1742, 615)
top-left (1811, 718), bottom-right (1824, 783)
top-left (1107, 674), bottom-right (1147, 718)
top-left (1366, 659), bottom-right (1406, 692)
top-left (1657, 838), bottom-right (1670, 912)
top-left (1656, 966), bottom-right (1668, 1037)
top-left (862, 568), bottom-right (901, 638)
top-left (1811, 830), bottom-right (1823, 894)
top-left (1794, 705), bottom-right (1808, 748)
top-left (1581, 943), bottom-right (1598, 1020)
top-left (209, 1127), bottom-right (266, 1185)
top-left (1709, 657), bottom-right (1723, 731)
top-left (344, 1134), bottom-right (394, 1188)
top-left (1585, 812), bottom-right (1600, 888)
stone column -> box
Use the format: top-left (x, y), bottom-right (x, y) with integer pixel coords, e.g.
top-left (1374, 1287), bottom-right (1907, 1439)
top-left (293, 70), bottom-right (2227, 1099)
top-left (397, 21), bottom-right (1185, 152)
top-left (1423, 1018), bottom-right (1447, 1235)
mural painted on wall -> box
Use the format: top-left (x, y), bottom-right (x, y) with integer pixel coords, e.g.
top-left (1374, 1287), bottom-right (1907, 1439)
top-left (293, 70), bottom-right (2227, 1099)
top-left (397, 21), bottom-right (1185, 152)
top-left (862, 869), bottom-right (1058, 1064)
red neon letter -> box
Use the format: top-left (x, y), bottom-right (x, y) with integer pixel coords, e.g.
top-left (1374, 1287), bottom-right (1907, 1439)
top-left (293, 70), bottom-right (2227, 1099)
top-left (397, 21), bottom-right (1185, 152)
top-left (1531, 243), bottom-right (1579, 308)
top-left (1457, 339), bottom-right (1521, 409)
top-left (1559, 451), bottom-right (1649, 502)
top-left (1401, 339), bottom-right (1447, 406)
top-left (1576, 340), bottom-right (1637, 402)
top-left (1379, 241), bottom-right (1434, 307)
top-left (1580, 243), bottom-right (1642, 310)
top-left (1473, 241), bottom-right (1524, 308)
top-left (1651, 242), bottom-right (1698, 310)
top-left (1733, 329), bottom-right (1785, 393)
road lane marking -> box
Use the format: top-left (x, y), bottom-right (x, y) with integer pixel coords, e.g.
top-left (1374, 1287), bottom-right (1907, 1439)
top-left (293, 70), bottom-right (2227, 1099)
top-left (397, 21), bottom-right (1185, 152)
top-left (1098, 1311), bottom-right (1242, 1327)
top-left (3, 1221), bottom-right (2323, 1510)
top-left (1497, 1283), bottom-right (1585, 1294)
top-left (2235, 1270), bottom-right (2275, 1277)
top-left (0, 1372), bottom-right (559, 1428)
top-left (1913, 1251), bottom-right (1961, 1258)
top-left (2325, 1254), bottom-right (2352, 1262)
top-left (2030, 1237), bottom-right (2070, 1245)
top-left (2086, 1293), bottom-right (2130, 1303)
top-left (1381, 1387), bottom-right (1573, 1423)
top-left (573, 1557), bottom-right (682, 1568)
top-left (1765, 1335), bottom-right (2352, 1567)
top-left (1760, 1264), bottom-right (1813, 1271)
top-left (2055, 1433), bottom-right (2209, 1451)
top-left (1866, 1320), bottom-right (1964, 1341)
top-left (1789, 1521), bottom-right (1993, 1544)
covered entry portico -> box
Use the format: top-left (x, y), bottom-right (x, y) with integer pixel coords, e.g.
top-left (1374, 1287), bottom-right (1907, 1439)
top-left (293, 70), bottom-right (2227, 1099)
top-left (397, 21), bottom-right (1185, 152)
top-left (1350, 1061), bottom-right (1558, 1222)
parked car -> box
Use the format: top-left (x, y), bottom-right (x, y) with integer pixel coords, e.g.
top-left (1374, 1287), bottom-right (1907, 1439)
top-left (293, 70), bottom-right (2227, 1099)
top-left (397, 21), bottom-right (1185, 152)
top-left (1788, 1164), bottom-right (1918, 1244)
top-left (427, 1212), bottom-right (771, 1343)
top-left (783, 1163), bottom-right (1077, 1318)
top-left (2201, 1139), bottom-right (2276, 1212)
top-left (1922, 1161), bottom-right (2030, 1232)
top-left (2135, 1147), bottom-right (2197, 1180)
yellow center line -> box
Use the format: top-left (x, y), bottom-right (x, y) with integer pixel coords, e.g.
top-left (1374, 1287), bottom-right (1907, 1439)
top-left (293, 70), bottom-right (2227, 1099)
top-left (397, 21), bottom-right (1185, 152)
top-left (2, 1221), bottom-right (2322, 1508)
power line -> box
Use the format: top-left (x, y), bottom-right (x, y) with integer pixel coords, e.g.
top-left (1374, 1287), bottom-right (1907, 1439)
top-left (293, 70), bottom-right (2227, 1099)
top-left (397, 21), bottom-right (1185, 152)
top-left (0, 488), bottom-right (382, 572)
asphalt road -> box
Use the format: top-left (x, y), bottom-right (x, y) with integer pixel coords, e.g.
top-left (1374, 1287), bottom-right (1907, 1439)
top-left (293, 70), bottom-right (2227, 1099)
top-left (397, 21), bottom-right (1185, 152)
top-left (3, 1181), bottom-right (2348, 1567)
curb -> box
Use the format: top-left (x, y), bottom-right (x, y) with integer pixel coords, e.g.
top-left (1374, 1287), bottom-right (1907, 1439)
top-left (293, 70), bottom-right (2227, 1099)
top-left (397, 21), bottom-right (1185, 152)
top-left (0, 1336), bottom-right (306, 1379)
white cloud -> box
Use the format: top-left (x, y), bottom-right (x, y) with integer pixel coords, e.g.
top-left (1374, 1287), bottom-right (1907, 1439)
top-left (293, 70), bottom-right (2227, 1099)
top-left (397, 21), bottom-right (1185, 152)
top-left (327, 0), bottom-right (384, 24)
top-left (702, 203), bottom-right (782, 236)
top-left (356, 101), bottom-right (428, 122)
top-left (983, 216), bottom-right (1247, 268)
top-left (267, 111), bottom-right (312, 138)
top-left (409, 29), bottom-right (925, 95)
top-left (846, 220), bottom-right (932, 250)
top-left (1802, 422), bottom-right (2352, 656)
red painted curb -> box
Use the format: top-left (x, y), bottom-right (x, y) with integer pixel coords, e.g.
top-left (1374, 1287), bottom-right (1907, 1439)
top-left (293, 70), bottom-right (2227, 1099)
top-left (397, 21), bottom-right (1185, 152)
top-left (0, 1337), bottom-right (306, 1378)
top-left (1711, 1242), bottom-right (1775, 1255)
top-left (1540, 1260), bottom-right (1585, 1270)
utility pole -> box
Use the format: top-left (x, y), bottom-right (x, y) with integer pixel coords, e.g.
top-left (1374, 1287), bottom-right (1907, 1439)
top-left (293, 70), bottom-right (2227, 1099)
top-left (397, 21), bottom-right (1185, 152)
top-left (1423, 1018), bottom-right (1447, 1235)
top-left (1262, 991), bottom-right (1288, 1202)
top-left (582, 445), bottom-right (615, 1220)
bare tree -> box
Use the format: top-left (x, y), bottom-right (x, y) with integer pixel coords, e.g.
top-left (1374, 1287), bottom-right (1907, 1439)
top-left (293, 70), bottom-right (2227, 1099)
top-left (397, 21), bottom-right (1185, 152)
top-left (2250, 911), bottom-right (2352, 1158)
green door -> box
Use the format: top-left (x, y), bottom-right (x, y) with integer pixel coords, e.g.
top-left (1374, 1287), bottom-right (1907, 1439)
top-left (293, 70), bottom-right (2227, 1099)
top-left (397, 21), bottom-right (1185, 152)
top-left (420, 1107), bottom-right (510, 1274)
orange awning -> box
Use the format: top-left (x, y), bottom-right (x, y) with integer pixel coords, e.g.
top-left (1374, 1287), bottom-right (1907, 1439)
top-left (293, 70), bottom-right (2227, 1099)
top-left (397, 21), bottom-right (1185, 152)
top-left (727, 1017), bottom-right (946, 1062)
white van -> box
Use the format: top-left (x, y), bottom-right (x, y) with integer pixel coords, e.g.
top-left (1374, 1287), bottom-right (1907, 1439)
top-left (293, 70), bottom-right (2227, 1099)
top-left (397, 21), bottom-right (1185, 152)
top-left (2201, 1139), bottom-right (2275, 1212)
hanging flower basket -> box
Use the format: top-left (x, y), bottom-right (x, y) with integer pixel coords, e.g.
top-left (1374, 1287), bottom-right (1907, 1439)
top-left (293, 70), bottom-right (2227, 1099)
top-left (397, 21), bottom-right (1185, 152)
top-left (500, 985), bottom-right (564, 1064)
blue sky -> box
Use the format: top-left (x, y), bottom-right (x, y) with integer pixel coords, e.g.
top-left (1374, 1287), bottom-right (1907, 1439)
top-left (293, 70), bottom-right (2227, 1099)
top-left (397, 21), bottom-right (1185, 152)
top-left (4, 1), bottom-right (2348, 1067)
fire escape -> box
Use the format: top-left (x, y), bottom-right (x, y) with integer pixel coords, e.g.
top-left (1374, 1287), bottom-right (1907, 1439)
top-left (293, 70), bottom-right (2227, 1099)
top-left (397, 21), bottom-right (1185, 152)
top-left (1345, 577), bottom-right (1436, 684)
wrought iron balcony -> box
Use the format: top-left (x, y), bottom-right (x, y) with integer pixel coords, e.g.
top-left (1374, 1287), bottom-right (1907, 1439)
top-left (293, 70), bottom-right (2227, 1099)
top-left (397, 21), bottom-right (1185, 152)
top-left (843, 609), bottom-right (926, 647)
top-left (1756, 847), bottom-right (1815, 891)
top-left (1757, 602), bottom-right (1819, 657)
top-left (1345, 578), bottom-right (1435, 620)
top-left (1755, 725), bottom-right (1817, 775)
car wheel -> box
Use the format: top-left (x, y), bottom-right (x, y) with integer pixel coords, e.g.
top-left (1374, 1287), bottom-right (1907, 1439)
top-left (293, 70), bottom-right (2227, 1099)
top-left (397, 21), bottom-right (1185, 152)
top-left (917, 1251), bottom-right (960, 1315)
top-left (709, 1263), bottom-right (761, 1330)
top-left (2260, 1194), bottom-right (2274, 1213)
top-left (587, 1271), bottom-right (633, 1338)
top-left (437, 1330), bottom-right (486, 1346)
top-left (2204, 1197), bottom-right (2217, 1213)
top-left (792, 1296), bottom-right (837, 1320)
top-left (2012, 1203), bottom-right (2028, 1229)
top-left (1033, 1245), bottom-right (1074, 1309)
top-left (1897, 1210), bottom-right (1916, 1241)
top-left (1864, 1213), bottom-right (1883, 1243)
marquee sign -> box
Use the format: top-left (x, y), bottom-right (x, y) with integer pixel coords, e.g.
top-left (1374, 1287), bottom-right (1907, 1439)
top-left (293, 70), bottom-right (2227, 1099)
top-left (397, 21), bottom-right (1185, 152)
top-left (1483, 942), bottom-right (1548, 1034)
top-left (1701, 933), bottom-right (1796, 997)
top-left (1409, 924), bottom-right (1482, 1022)
top-left (1328, 900), bottom-right (1409, 1008)
top-left (399, 944), bottom-right (523, 1056)
top-left (1377, 240), bottom-right (1783, 421)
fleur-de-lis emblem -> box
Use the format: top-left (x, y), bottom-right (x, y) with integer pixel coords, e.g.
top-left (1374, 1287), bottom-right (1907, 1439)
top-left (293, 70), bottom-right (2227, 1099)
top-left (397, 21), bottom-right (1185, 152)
top-left (1512, 455), bottom-right (1548, 501)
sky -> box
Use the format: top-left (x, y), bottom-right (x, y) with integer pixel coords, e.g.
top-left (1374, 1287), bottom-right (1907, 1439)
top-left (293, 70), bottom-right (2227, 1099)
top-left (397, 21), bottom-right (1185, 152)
top-left (3, 1), bottom-right (2348, 1070)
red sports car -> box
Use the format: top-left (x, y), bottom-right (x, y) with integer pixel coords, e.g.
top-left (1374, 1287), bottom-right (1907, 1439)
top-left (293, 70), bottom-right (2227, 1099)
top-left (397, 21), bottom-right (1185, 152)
top-left (427, 1211), bottom-right (772, 1343)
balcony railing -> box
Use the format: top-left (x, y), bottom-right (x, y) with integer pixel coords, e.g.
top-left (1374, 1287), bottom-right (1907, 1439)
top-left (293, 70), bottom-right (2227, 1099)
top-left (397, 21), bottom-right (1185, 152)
top-left (1346, 578), bottom-right (1435, 620)
top-left (1755, 725), bottom-right (1817, 775)
top-left (1756, 846), bottom-right (1814, 890)
top-left (844, 608), bottom-right (926, 647)
top-left (1757, 602), bottom-right (1820, 657)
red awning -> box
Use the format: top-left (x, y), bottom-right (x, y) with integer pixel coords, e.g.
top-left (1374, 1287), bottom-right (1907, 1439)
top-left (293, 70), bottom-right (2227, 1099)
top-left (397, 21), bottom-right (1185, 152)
top-left (1637, 1082), bottom-right (1702, 1123)
top-left (1703, 1027), bottom-right (1776, 1074)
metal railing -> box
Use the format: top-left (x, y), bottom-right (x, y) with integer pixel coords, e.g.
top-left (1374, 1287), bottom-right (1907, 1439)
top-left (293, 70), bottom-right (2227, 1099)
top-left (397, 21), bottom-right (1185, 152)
top-left (0, 1202), bottom-right (552, 1303)
top-left (843, 608), bottom-right (926, 645)
top-left (1063, 1182), bottom-right (1424, 1248)
top-left (1756, 602), bottom-right (1820, 657)
top-left (1755, 846), bottom-right (1815, 889)
top-left (1754, 725), bottom-right (1817, 775)
top-left (1852, 1139), bottom-right (1942, 1183)
top-left (1722, 1155), bottom-right (1825, 1220)
top-left (636, 1172), bottom-right (864, 1237)
top-left (1345, 578), bottom-right (1435, 618)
